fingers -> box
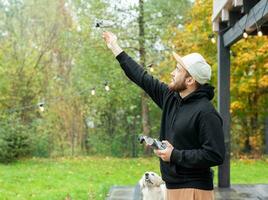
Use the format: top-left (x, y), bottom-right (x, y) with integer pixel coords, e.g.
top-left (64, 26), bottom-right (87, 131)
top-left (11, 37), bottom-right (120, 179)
top-left (162, 140), bottom-right (172, 147)
top-left (154, 149), bottom-right (159, 156)
top-left (155, 150), bottom-right (167, 161)
top-left (102, 31), bottom-right (109, 39)
top-left (102, 32), bottom-right (110, 42)
top-left (154, 149), bottom-right (164, 156)
top-left (162, 140), bottom-right (169, 144)
top-left (102, 31), bottom-right (113, 39)
top-left (102, 31), bottom-right (117, 46)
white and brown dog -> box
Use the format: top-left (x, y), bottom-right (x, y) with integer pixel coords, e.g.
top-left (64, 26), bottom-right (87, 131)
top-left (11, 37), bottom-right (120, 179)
top-left (139, 171), bottom-right (166, 200)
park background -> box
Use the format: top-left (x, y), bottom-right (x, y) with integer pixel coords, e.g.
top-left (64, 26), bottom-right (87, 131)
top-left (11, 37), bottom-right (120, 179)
top-left (0, 0), bottom-right (267, 199)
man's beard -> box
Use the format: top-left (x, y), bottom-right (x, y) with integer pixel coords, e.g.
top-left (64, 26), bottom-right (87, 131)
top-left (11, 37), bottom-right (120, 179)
top-left (168, 77), bottom-right (187, 92)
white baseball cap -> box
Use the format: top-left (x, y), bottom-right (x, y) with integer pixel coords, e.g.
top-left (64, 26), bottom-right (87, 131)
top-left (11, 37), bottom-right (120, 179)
top-left (172, 52), bottom-right (211, 84)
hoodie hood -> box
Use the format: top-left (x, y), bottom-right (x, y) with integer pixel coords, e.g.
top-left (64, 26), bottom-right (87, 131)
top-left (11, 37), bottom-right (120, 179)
top-left (180, 84), bottom-right (215, 102)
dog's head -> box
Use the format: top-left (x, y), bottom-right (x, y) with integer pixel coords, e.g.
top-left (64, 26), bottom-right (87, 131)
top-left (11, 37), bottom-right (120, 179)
top-left (139, 171), bottom-right (164, 189)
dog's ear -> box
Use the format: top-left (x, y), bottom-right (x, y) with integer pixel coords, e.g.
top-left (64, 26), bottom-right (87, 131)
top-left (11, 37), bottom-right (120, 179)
top-left (155, 174), bottom-right (165, 186)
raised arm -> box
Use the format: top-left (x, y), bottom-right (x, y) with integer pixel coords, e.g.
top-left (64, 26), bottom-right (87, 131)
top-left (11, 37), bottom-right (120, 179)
top-left (103, 31), bottom-right (169, 109)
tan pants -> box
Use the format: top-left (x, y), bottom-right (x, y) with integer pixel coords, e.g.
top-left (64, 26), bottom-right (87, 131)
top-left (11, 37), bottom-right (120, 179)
top-left (166, 188), bottom-right (214, 200)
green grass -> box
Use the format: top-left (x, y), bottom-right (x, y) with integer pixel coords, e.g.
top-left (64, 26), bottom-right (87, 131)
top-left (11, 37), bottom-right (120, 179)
top-left (0, 157), bottom-right (267, 200)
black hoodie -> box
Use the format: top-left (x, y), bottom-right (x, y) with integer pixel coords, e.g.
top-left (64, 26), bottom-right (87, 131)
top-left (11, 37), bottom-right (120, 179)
top-left (116, 52), bottom-right (225, 190)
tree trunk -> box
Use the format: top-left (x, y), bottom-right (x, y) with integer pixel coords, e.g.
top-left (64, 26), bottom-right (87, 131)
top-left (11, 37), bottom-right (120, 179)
top-left (131, 116), bottom-right (138, 157)
top-left (71, 114), bottom-right (75, 156)
top-left (139, 0), bottom-right (151, 155)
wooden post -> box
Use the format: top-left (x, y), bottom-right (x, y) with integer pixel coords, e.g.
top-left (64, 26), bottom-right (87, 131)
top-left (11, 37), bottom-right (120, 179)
top-left (217, 23), bottom-right (231, 188)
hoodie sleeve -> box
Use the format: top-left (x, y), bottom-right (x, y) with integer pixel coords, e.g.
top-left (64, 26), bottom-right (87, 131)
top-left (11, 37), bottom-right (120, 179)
top-left (170, 111), bottom-right (226, 168)
top-left (116, 51), bottom-right (169, 109)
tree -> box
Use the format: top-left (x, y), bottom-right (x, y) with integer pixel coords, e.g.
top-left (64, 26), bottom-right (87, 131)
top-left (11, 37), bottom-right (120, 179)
top-left (0, 0), bottom-right (192, 158)
top-left (230, 38), bottom-right (268, 155)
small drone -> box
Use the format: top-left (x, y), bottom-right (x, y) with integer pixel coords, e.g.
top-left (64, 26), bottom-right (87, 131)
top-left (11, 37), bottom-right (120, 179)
top-left (95, 20), bottom-right (114, 28)
top-left (138, 135), bottom-right (167, 150)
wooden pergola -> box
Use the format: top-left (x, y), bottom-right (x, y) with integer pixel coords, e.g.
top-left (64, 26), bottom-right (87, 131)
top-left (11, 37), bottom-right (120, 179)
top-left (212, 0), bottom-right (268, 188)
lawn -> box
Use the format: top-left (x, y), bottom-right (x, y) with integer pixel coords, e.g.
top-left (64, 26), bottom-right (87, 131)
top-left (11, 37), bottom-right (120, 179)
top-left (0, 157), bottom-right (267, 200)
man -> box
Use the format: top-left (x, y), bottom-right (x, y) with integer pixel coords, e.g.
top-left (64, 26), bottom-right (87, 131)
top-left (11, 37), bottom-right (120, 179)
top-left (103, 31), bottom-right (225, 200)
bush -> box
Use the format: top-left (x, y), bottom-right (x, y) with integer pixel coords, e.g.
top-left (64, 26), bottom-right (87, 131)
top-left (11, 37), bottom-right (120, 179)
top-left (0, 120), bottom-right (32, 163)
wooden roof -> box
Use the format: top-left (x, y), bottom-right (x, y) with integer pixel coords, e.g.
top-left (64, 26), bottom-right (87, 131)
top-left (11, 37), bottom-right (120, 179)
top-left (212, 0), bottom-right (243, 31)
top-left (212, 0), bottom-right (268, 47)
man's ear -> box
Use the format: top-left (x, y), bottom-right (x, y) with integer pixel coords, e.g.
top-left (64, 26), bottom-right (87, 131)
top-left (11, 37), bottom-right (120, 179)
top-left (186, 76), bottom-right (195, 86)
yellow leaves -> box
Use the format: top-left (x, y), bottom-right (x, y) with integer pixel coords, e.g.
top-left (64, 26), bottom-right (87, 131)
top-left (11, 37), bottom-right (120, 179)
top-left (259, 75), bottom-right (268, 88)
top-left (238, 77), bottom-right (259, 94)
top-left (257, 39), bottom-right (268, 54)
top-left (264, 62), bottom-right (268, 70)
top-left (249, 78), bottom-right (257, 86)
top-left (238, 52), bottom-right (256, 64)
top-left (249, 132), bottom-right (263, 152)
top-left (257, 48), bottom-right (266, 56)
top-left (186, 23), bottom-right (194, 32)
top-left (230, 101), bottom-right (245, 113)
top-left (238, 82), bottom-right (251, 93)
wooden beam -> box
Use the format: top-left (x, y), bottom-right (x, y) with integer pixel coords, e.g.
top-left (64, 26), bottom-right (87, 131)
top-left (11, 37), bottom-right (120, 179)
top-left (213, 21), bottom-right (220, 32)
top-left (212, 0), bottom-right (230, 22)
top-left (233, 0), bottom-right (243, 7)
top-left (222, 8), bottom-right (230, 21)
top-left (223, 0), bottom-right (268, 47)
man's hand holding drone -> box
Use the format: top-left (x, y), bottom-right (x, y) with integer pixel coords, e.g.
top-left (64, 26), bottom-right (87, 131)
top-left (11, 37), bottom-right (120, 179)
top-left (102, 31), bottom-right (123, 57)
top-left (154, 140), bottom-right (174, 162)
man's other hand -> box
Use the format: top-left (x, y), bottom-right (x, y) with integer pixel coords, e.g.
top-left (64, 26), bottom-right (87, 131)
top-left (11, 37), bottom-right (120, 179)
top-left (154, 140), bottom-right (174, 162)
